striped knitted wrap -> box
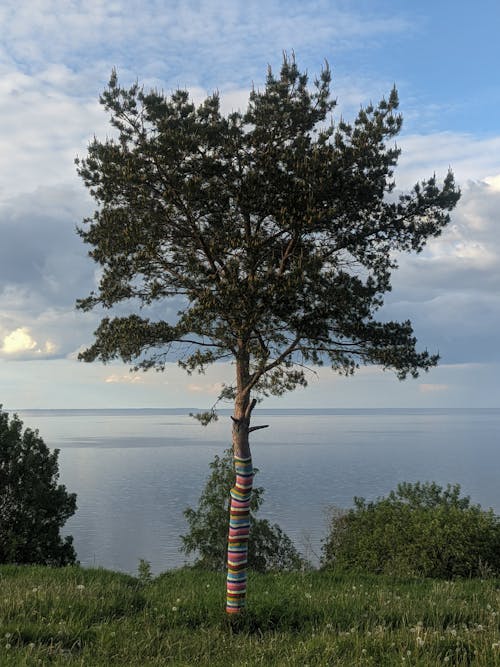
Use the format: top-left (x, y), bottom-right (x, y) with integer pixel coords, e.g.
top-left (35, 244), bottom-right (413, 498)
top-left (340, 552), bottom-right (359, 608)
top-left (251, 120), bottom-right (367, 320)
top-left (226, 455), bottom-right (253, 614)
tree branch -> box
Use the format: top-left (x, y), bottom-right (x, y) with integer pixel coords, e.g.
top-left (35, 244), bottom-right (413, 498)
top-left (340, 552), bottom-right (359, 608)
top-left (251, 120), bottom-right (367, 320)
top-left (245, 335), bottom-right (302, 392)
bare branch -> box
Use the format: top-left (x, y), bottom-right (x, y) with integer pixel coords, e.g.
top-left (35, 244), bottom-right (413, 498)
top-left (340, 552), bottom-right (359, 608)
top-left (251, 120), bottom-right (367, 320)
top-left (247, 398), bottom-right (257, 418)
top-left (248, 424), bottom-right (269, 433)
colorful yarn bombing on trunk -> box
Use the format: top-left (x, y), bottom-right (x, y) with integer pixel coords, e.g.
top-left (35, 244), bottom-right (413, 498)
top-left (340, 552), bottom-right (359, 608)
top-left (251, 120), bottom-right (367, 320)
top-left (226, 455), bottom-right (253, 614)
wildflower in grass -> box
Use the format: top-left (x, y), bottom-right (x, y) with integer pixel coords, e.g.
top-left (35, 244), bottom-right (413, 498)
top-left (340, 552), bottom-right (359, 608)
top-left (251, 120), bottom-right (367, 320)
top-left (76, 584), bottom-right (85, 590)
top-left (416, 636), bottom-right (425, 647)
top-left (305, 593), bottom-right (312, 599)
top-left (5, 643), bottom-right (11, 649)
top-left (172, 606), bottom-right (178, 612)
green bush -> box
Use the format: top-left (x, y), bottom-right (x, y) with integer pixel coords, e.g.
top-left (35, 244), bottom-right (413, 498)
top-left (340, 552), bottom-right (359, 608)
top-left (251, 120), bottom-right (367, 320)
top-left (180, 449), bottom-right (305, 572)
top-left (0, 407), bottom-right (77, 566)
top-left (322, 481), bottom-right (500, 579)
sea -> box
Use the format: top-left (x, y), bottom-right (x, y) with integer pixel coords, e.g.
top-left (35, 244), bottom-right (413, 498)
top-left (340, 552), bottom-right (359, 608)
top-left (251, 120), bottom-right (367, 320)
top-left (14, 408), bottom-right (500, 575)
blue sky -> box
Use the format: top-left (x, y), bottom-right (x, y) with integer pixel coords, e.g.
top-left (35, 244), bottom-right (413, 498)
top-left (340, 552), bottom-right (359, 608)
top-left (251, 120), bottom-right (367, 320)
top-left (0, 0), bottom-right (499, 409)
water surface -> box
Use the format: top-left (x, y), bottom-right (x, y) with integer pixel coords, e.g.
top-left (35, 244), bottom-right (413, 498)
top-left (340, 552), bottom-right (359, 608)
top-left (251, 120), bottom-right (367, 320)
top-left (17, 408), bottom-right (500, 574)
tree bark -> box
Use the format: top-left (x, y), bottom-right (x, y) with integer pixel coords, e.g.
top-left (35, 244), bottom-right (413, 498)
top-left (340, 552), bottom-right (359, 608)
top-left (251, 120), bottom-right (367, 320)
top-left (226, 351), bottom-right (254, 614)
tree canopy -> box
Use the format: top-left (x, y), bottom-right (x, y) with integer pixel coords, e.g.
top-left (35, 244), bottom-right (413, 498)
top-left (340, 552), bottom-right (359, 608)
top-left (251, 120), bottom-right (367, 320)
top-left (75, 55), bottom-right (460, 411)
top-left (0, 408), bottom-right (77, 566)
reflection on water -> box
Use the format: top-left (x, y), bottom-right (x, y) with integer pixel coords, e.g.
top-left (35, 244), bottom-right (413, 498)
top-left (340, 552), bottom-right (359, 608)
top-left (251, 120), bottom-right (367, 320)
top-left (17, 409), bottom-right (500, 574)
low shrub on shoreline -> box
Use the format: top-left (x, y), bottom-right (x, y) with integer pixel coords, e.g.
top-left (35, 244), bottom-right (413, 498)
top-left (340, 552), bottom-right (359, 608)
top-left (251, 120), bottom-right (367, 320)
top-left (322, 482), bottom-right (500, 579)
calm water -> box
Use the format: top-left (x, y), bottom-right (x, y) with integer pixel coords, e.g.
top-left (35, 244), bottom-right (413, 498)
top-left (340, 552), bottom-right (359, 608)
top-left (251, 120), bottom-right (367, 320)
top-left (16, 408), bottom-right (500, 575)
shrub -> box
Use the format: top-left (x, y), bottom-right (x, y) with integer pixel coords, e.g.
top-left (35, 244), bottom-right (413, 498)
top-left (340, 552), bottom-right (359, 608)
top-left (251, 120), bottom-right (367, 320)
top-left (181, 449), bottom-right (305, 572)
top-left (0, 407), bottom-right (77, 565)
top-left (322, 481), bottom-right (500, 578)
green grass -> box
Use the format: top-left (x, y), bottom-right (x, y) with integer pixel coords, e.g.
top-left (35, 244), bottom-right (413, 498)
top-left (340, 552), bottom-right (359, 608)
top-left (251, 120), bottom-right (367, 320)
top-left (1, 566), bottom-right (500, 665)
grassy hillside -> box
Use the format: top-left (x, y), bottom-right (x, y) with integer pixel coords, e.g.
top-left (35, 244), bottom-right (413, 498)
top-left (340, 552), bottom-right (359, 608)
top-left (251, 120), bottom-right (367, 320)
top-left (1, 566), bottom-right (500, 665)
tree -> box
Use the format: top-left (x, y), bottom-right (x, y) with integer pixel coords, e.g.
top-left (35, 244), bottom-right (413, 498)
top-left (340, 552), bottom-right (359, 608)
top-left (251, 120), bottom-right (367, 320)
top-left (0, 407), bottom-right (77, 566)
top-left (322, 482), bottom-right (500, 578)
top-left (75, 54), bottom-right (460, 613)
top-left (181, 448), bottom-right (305, 572)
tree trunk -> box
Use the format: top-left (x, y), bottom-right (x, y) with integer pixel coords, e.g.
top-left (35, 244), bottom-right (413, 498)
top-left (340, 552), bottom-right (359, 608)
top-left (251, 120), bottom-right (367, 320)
top-left (226, 352), bottom-right (253, 614)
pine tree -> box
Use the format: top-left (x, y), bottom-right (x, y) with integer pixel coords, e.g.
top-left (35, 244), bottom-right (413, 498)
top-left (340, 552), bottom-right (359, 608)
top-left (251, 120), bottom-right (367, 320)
top-left (76, 54), bottom-right (460, 612)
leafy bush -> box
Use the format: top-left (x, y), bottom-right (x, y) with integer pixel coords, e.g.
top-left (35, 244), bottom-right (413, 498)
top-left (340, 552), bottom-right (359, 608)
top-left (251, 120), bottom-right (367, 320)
top-left (181, 449), bottom-right (305, 572)
top-left (0, 407), bottom-right (77, 565)
top-left (322, 481), bottom-right (500, 579)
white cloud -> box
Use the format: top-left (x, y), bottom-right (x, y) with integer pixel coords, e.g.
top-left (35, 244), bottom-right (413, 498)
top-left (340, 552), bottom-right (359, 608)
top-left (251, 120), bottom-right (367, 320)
top-left (0, 1), bottom-right (411, 74)
top-left (105, 374), bottom-right (144, 384)
top-left (0, 326), bottom-right (58, 358)
top-left (397, 133), bottom-right (500, 190)
top-left (1, 327), bottom-right (37, 354)
top-left (0, 69), bottom-right (105, 199)
top-left (419, 383), bottom-right (449, 393)
top-left (484, 174), bottom-right (500, 192)
top-left (187, 382), bottom-right (223, 395)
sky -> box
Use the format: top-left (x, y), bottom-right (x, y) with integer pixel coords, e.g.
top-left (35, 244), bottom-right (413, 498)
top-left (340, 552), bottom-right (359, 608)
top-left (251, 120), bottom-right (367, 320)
top-left (0, 0), bottom-right (499, 410)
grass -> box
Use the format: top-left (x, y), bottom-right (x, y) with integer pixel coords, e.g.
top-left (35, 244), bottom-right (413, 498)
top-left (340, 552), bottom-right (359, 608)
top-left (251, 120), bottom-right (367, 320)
top-left (1, 566), bottom-right (500, 665)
